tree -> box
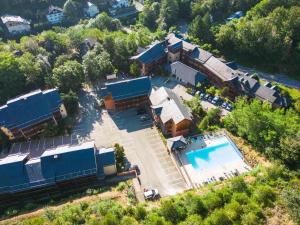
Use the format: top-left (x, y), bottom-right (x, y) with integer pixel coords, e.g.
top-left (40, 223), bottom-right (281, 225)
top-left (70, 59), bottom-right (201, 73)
top-left (61, 90), bottom-right (79, 116)
top-left (130, 62), bottom-right (140, 77)
top-left (179, 214), bottom-right (202, 225)
top-left (114, 143), bottom-right (126, 172)
top-left (281, 187), bottom-right (300, 224)
top-left (83, 49), bottom-right (114, 81)
top-left (220, 87), bottom-right (229, 98)
top-left (204, 209), bottom-right (232, 225)
top-left (63, 0), bottom-right (86, 23)
top-left (158, 0), bottom-right (179, 29)
top-left (18, 52), bottom-right (47, 89)
top-left (52, 60), bottom-right (84, 93)
top-left (160, 199), bottom-right (187, 224)
top-left (0, 52), bottom-right (25, 104)
top-left (198, 116), bottom-right (209, 130)
top-left (88, 13), bottom-right (122, 31)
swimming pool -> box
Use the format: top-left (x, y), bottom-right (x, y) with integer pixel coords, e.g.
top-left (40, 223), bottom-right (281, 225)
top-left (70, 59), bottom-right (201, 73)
top-left (186, 137), bottom-right (243, 171)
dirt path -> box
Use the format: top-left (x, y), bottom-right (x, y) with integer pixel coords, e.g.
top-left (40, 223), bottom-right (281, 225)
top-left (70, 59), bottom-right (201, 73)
top-left (0, 191), bottom-right (126, 224)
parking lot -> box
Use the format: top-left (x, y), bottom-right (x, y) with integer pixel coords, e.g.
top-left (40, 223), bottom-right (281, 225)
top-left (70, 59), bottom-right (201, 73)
top-left (72, 90), bottom-right (187, 197)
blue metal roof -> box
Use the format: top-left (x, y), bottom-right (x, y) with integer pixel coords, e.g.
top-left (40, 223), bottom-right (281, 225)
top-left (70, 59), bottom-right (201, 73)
top-left (0, 141), bottom-right (115, 194)
top-left (133, 42), bottom-right (166, 64)
top-left (100, 77), bottom-right (152, 101)
top-left (0, 88), bottom-right (62, 129)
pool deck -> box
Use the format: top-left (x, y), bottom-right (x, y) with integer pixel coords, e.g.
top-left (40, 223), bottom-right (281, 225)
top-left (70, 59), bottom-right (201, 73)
top-left (177, 134), bottom-right (251, 188)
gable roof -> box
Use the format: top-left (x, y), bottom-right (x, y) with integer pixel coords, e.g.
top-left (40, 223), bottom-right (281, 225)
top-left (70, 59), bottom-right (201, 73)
top-left (171, 61), bottom-right (206, 86)
top-left (131, 42), bottom-right (166, 64)
top-left (0, 141), bottom-right (101, 194)
top-left (0, 89), bottom-right (62, 130)
top-left (47, 5), bottom-right (63, 14)
top-left (1, 15), bottom-right (30, 25)
top-left (100, 77), bottom-right (152, 101)
top-left (167, 136), bottom-right (187, 150)
top-left (150, 87), bottom-right (192, 124)
top-left (167, 33), bottom-right (196, 52)
top-left (189, 47), bottom-right (213, 64)
top-left (204, 56), bottom-right (238, 81)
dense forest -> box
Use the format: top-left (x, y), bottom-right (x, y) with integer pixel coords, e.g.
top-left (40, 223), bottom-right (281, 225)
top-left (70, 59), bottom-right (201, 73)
top-left (138, 0), bottom-right (300, 77)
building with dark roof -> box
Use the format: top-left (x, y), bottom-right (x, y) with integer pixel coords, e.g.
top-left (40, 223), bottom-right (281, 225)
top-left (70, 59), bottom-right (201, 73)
top-left (171, 61), bottom-right (206, 86)
top-left (150, 87), bottom-right (193, 137)
top-left (167, 136), bottom-right (187, 151)
top-left (0, 141), bottom-right (116, 196)
top-left (130, 42), bottom-right (167, 75)
top-left (0, 89), bottom-right (67, 140)
top-left (130, 33), bottom-right (289, 107)
top-left (100, 77), bottom-right (152, 110)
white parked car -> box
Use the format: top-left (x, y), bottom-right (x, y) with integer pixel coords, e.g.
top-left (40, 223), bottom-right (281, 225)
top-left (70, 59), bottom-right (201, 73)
top-left (144, 188), bottom-right (159, 200)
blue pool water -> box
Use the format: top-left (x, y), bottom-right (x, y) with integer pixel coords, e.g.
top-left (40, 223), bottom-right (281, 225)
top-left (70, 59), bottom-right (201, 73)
top-left (186, 139), bottom-right (243, 171)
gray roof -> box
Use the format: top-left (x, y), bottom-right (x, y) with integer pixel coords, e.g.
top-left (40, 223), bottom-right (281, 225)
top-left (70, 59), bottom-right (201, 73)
top-left (204, 56), bottom-right (238, 81)
top-left (167, 136), bottom-right (187, 150)
top-left (171, 61), bottom-right (206, 86)
top-left (150, 87), bottom-right (192, 124)
top-left (167, 33), bottom-right (196, 52)
top-left (1, 15), bottom-right (30, 25)
top-left (189, 47), bottom-right (213, 64)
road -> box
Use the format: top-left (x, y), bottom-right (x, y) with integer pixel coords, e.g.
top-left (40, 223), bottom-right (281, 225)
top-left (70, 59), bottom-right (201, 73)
top-left (238, 65), bottom-right (300, 89)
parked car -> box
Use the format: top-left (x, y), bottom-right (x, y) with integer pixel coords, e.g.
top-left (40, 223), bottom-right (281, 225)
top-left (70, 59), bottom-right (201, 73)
top-left (207, 96), bottom-right (213, 102)
top-left (211, 96), bottom-right (220, 105)
top-left (137, 107), bottom-right (147, 115)
top-left (144, 188), bottom-right (159, 200)
top-left (204, 94), bottom-right (210, 100)
top-left (226, 104), bottom-right (233, 111)
top-left (200, 93), bottom-right (205, 99)
top-left (222, 102), bottom-right (228, 108)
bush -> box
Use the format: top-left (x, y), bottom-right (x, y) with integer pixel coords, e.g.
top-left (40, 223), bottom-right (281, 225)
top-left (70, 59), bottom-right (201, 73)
top-left (253, 185), bottom-right (276, 207)
top-left (281, 187), bottom-right (300, 224)
top-left (116, 182), bottom-right (128, 191)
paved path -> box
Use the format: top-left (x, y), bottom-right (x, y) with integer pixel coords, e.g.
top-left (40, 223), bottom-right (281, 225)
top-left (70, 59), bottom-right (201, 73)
top-left (238, 65), bottom-right (300, 89)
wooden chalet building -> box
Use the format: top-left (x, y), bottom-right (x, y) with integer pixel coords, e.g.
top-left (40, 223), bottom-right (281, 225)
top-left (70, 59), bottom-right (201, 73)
top-left (0, 89), bottom-right (67, 140)
top-left (100, 77), bottom-right (152, 111)
top-left (130, 41), bottom-right (167, 75)
top-left (150, 87), bottom-right (193, 137)
top-left (130, 33), bottom-right (289, 107)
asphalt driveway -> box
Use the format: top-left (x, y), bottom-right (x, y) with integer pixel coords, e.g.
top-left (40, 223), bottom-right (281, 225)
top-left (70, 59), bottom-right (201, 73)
top-left (72, 89), bottom-right (187, 197)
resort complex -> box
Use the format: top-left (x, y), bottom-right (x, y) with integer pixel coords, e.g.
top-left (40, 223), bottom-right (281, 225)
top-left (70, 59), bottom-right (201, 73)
top-left (130, 33), bottom-right (289, 107)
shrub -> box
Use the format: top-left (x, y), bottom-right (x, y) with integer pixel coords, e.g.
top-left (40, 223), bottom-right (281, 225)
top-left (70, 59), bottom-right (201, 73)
top-left (253, 185), bottom-right (276, 207)
top-left (281, 187), bottom-right (300, 224)
top-left (116, 182), bottom-right (128, 191)
top-left (204, 208), bottom-right (232, 225)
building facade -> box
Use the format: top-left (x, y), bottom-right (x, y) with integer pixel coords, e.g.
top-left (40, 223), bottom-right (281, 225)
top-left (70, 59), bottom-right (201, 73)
top-left (46, 6), bottom-right (64, 24)
top-left (130, 33), bottom-right (289, 107)
top-left (150, 87), bottom-right (193, 137)
top-left (100, 77), bottom-right (152, 111)
top-left (0, 89), bottom-right (67, 140)
top-left (1, 15), bottom-right (30, 34)
top-left (0, 141), bottom-right (116, 196)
